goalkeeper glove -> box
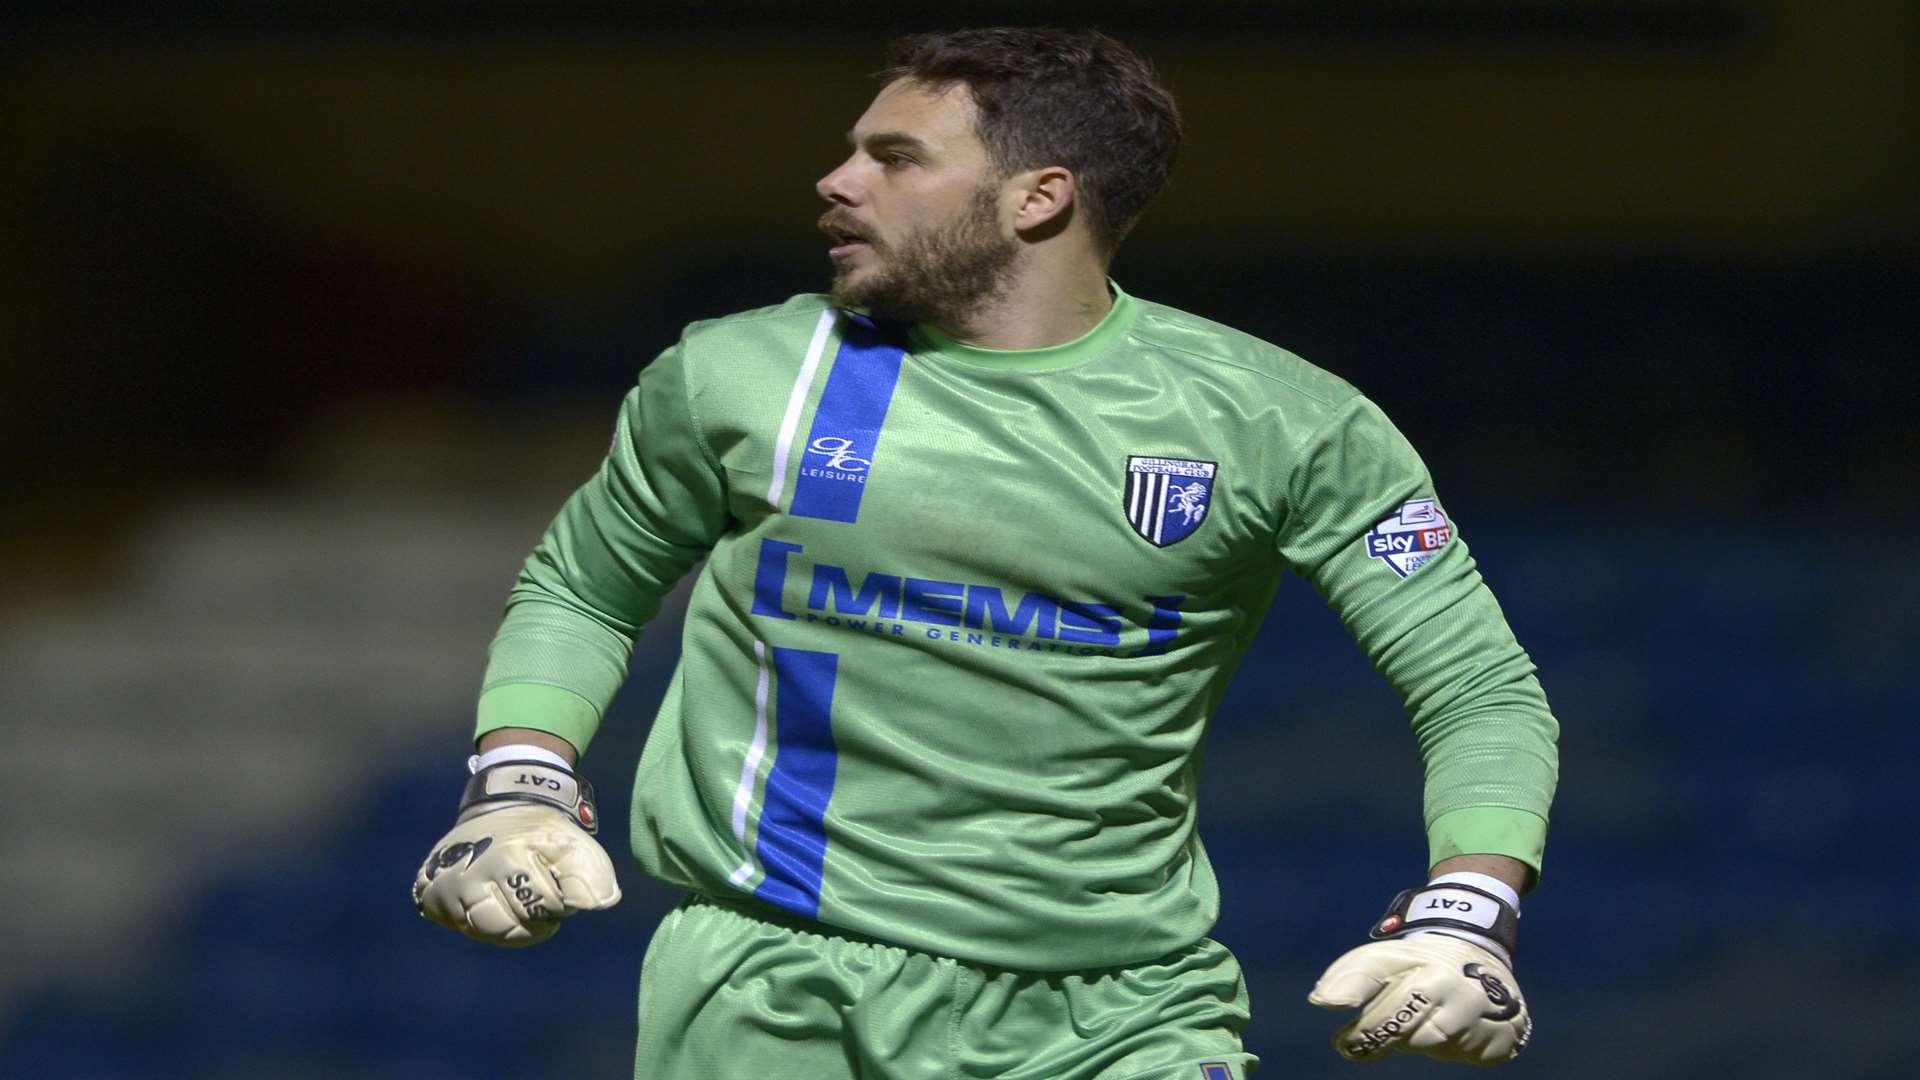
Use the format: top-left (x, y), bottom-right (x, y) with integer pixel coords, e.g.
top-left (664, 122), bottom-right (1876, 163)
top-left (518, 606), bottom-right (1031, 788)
top-left (1309, 877), bottom-right (1532, 1064)
top-left (412, 754), bottom-right (620, 947)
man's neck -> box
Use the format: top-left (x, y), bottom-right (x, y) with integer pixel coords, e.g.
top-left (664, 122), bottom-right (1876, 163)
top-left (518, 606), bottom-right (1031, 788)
top-left (930, 260), bottom-right (1113, 351)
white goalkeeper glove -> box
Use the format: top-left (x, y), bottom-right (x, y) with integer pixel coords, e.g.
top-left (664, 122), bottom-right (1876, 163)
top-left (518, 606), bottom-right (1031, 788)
top-left (412, 755), bottom-right (621, 947)
top-left (1309, 878), bottom-right (1533, 1065)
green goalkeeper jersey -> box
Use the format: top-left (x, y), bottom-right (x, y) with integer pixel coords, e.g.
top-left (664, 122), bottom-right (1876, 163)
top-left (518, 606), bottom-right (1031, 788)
top-left (477, 283), bottom-right (1560, 972)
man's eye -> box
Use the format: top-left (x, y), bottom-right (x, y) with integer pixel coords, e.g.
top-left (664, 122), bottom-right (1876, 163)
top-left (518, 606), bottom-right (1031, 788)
top-left (879, 153), bottom-right (913, 168)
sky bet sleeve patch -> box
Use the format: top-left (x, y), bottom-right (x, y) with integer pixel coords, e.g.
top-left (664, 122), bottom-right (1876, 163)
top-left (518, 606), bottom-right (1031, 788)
top-left (1363, 497), bottom-right (1452, 578)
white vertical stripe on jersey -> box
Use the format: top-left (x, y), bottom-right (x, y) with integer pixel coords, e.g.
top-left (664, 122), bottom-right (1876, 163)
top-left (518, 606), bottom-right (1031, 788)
top-left (726, 639), bottom-right (775, 888)
top-left (1128, 471), bottom-right (1143, 523)
top-left (1151, 473), bottom-right (1167, 544)
top-left (766, 309), bottom-right (839, 510)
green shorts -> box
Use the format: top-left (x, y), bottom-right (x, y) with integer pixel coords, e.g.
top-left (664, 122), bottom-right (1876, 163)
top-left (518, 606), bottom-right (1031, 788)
top-left (634, 894), bottom-right (1258, 1080)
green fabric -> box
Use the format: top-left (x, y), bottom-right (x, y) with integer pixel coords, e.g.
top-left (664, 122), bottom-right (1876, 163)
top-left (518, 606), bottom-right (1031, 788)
top-left (1269, 392), bottom-right (1561, 837)
top-left (478, 287), bottom-right (1560, 971)
top-left (634, 894), bottom-right (1256, 1080)
top-left (474, 683), bottom-right (600, 755)
top-left (1427, 806), bottom-right (1550, 886)
top-left (908, 281), bottom-right (1140, 371)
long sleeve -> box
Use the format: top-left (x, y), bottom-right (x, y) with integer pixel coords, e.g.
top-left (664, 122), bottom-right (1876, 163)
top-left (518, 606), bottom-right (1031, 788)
top-left (475, 340), bottom-right (730, 754)
top-left (1275, 394), bottom-right (1560, 882)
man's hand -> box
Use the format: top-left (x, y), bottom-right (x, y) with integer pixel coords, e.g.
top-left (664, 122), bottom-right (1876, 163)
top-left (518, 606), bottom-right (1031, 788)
top-left (1310, 875), bottom-right (1532, 1064)
top-left (1310, 934), bottom-right (1531, 1064)
top-left (412, 758), bottom-right (620, 947)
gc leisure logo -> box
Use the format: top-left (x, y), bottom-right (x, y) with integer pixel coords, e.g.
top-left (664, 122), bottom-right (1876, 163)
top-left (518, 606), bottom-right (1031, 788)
top-left (803, 436), bottom-right (871, 481)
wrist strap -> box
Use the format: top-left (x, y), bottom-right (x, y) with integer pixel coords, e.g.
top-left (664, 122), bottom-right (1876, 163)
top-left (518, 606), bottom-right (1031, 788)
top-left (1428, 870), bottom-right (1520, 911)
top-left (458, 760), bottom-right (600, 835)
top-left (469, 742), bottom-right (574, 774)
top-left (1370, 881), bottom-right (1519, 959)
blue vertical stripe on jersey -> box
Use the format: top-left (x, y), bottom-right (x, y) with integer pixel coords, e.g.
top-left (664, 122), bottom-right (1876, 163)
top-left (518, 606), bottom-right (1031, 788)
top-left (788, 314), bottom-right (907, 523)
top-left (1136, 594), bottom-right (1186, 656)
top-left (750, 539), bottom-right (801, 619)
top-left (751, 647), bottom-right (841, 917)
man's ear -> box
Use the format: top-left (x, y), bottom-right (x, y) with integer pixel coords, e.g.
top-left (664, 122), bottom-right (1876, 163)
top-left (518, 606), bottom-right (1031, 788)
top-left (1011, 166), bottom-right (1077, 234)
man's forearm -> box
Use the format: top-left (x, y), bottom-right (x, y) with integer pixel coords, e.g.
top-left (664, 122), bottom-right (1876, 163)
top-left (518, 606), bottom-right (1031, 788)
top-left (1430, 853), bottom-right (1529, 895)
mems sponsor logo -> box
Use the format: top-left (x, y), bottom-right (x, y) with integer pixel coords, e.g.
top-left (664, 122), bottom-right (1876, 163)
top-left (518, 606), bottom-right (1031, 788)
top-left (751, 539), bottom-right (1182, 658)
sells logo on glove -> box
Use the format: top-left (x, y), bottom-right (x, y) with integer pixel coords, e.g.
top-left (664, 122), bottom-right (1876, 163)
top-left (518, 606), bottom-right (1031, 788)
top-left (1463, 962), bottom-right (1521, 1021)
top-left (506, 871), bottom-right (552, 921)
top-left (1344, 989), bottom-right (1432, 1057)
top-left (422, 836), bottom-right (492, 882)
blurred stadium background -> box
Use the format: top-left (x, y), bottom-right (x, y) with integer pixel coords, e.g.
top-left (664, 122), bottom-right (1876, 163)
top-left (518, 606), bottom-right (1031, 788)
top-left (1, 2), bottom-right (1914, 1077)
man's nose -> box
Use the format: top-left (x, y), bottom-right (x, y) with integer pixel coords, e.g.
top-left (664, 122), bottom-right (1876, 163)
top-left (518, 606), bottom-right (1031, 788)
top-left (816, 157), bottom-right (860, 206)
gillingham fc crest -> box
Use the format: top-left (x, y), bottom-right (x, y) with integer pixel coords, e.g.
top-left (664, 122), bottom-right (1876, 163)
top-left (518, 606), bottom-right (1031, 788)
top-left (1124, 456), bottom-right (1217, 546)
top-left (1363, 497), bottom-right (1452, 577)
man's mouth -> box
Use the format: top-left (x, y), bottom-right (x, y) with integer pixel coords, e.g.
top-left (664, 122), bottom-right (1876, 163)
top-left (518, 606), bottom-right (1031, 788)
top-left (821, 217), bottom-right (876, 259)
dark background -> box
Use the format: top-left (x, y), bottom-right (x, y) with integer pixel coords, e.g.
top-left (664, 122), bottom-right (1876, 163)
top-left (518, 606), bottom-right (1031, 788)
top-left (2, 2), bottom-right (1914, 1078)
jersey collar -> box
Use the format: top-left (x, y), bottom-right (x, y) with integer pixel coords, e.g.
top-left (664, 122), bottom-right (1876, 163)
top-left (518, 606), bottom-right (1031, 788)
top-left (907, 281), bottom-right (1137, 373)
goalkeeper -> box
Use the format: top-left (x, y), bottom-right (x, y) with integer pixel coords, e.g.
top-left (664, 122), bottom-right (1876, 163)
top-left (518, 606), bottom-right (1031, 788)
top-left (414, 27), bottom-right (1556, 1079)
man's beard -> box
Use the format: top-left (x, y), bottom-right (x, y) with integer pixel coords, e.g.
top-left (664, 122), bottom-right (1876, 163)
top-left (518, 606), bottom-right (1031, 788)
top-left (823, 185), bottom-right (1019, 326)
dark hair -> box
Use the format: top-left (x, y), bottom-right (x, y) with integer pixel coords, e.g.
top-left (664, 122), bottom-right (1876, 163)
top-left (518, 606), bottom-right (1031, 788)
top-left (880, 27), bottom-right (1182, 255)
